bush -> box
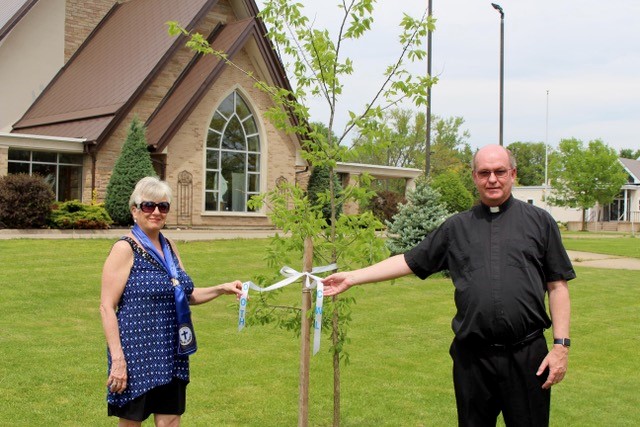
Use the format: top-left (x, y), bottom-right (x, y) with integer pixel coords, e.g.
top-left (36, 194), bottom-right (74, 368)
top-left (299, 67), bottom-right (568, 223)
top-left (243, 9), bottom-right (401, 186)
top-left (368, 190), bottom-right (406, 224)
top-left (385, 180), bottom-right (451, 255)
top-left (105, 117), bottom-right (156, 225)
top-left (431, 171), bottom-right (474, 213)
top-left (0, 174), bottom-right (54, 229)
top-left (49, 200), bottom-right (113, 229)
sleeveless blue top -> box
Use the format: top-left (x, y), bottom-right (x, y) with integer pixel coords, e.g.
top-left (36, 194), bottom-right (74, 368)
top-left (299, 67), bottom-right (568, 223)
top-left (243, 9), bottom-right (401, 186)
top-left (107, 237), bottom-right (194, 407)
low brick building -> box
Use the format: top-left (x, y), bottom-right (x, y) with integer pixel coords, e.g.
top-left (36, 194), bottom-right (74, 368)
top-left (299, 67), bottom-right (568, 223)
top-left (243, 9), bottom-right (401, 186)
top-left (1, 0), bottom-right (308, 228)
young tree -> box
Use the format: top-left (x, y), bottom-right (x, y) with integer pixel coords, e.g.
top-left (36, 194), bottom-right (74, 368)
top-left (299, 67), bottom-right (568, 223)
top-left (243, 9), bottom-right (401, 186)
top-left (171, 2), bottom-right (433, 424)
top-left (105, 117), bottom-right (156, 225)
top-left (548, 138), bottom-right (627, 231)
top-left (507, 141), bottom-right (548, 186)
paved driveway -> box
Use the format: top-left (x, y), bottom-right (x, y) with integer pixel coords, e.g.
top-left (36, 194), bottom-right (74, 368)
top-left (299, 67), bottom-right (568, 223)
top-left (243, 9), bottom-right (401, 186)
top-left (566, 250), bottom-right (640, 270)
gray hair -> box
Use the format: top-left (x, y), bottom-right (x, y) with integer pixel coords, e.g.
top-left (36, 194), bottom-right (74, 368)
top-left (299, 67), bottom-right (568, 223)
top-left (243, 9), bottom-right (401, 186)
top-left (471, 147), bottom-right (517, 171)
top-left (129, 176), bottom-right (172, 207)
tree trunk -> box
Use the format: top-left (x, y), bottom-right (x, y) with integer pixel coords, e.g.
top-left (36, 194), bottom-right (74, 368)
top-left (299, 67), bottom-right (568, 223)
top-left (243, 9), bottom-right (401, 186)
top-left (332, 303), bottom-right (341, 426)
top-left (298, 237), bottom-right (313, 427)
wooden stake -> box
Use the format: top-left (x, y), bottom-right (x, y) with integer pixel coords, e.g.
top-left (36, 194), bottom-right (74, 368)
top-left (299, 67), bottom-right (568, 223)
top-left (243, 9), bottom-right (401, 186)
top-left (298, 236), bottom-right (313, 427)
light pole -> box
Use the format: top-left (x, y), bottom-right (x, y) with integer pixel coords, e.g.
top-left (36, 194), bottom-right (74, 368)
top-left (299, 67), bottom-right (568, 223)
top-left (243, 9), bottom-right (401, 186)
top-left (491, 3), bottom-right (504, 146)
top-left (544, 90), bottom-right (549, 212)
top-left (426, 0), bottom-right (433, 175)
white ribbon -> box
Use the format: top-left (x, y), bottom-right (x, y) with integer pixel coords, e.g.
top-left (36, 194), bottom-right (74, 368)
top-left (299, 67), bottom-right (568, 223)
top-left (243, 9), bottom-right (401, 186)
top-left (239, 263), bottom-right (337, 355)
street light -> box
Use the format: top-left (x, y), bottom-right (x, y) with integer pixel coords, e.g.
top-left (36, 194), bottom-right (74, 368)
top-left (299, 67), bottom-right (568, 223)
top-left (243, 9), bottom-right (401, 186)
top-left (425, 0), bottom-right (433, 175)
top-left (491, 3), bottom-right (504, 146)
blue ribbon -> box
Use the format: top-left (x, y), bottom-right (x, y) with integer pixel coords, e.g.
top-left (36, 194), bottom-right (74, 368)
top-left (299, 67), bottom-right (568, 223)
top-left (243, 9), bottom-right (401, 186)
top-left (132, 225), bottom-right (197, 356)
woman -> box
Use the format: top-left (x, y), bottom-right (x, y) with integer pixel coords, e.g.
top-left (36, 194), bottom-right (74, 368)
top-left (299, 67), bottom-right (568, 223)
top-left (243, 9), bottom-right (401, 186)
top-left (100, 177), bottom-right (242, 426)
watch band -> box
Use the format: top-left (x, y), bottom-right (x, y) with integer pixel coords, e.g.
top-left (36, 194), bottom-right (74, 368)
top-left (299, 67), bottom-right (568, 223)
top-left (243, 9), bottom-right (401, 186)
top-left (553, 338), bottom-right (571, 347)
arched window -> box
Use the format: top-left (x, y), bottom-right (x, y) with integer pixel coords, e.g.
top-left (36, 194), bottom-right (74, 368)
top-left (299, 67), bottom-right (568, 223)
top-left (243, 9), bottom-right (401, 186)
top-left (205, 91), bottom-right (260, 212)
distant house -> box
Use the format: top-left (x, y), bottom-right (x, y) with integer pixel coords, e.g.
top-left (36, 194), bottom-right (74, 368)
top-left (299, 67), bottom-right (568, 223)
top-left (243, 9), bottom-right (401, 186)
top-left (512, 157), bottom-right (640, 231)
top-left (0, 0), bottom-right (420, 228)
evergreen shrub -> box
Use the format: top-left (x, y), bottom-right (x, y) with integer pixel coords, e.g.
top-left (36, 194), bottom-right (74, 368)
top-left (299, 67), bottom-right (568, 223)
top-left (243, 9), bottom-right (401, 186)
top-left (0, 173), bottom-right (54, 229)
top-left (105, 117), bottom-right (156, 225)
top-left (49, 200), bottom-right (113, 229)
top-left (306, 165), bottom-right (342, 223)
top-left (385, 180), bottom-right (451, 255)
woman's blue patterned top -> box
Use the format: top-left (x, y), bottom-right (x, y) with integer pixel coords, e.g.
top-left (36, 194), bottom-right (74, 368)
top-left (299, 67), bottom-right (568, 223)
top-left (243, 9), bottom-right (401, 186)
top-left (107, 237), bottom-right (194, 407)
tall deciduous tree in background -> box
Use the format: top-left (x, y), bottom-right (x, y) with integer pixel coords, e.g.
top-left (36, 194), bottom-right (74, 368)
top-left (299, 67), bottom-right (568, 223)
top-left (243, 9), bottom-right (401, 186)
top-left (105, 117), bottom-right (156, 225)
top-left (170, 2), bottom-right (434, 425)
top-left (431, 170), bottom-right (473, 213)
top-left (548, 138), bottom-right (627, 231)
top-left (350, 109), bottom-right (474, 194)
top-left (506, 141), bottom-right (548, 186)
top-left (619, 148), bottom-right (640, 160)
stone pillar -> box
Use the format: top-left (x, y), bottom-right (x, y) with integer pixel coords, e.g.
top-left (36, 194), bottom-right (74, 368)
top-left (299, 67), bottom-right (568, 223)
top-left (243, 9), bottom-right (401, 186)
top-left (405, 177), bottom-right (416, 193)
top-left (0, 146), bottom-right (8, 176)
top-left (342, 173), bottom-right (360, 215)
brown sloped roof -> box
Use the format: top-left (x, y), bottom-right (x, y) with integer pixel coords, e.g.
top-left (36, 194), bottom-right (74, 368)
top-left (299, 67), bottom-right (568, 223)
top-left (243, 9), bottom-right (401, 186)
top-left (146, 18), bottom-right (253, 150)
top-left (147, 17), bottom-right (297, 151)
top-left (12, 0), bottom-right (218, 142)
top-left (0, 0), bottom-right (39, 42)
top-left (620, 158), bottom-right (640, 183)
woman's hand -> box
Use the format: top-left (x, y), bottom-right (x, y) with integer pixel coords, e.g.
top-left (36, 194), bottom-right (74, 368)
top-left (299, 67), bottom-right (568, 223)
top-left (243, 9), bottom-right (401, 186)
top-left (107, 357), bottom-right (127, 394)
top-left (217, 280), bottom-right (244, 299)
top-left (190, 280), bottom-right (244, 304)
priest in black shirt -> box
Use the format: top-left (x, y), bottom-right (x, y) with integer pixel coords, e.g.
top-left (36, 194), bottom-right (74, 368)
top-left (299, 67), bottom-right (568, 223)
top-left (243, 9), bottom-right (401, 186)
top-left (323, 144), bottom-right (575, 426)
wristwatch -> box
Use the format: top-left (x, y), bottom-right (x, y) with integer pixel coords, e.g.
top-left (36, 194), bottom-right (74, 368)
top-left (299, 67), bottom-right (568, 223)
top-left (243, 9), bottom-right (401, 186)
top-left (553, 338), bottom-right (571, 347)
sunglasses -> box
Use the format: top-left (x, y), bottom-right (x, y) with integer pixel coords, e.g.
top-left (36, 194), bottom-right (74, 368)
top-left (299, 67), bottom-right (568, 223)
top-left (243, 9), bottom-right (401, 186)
top-left (137, 201), bottom-right (171, 214)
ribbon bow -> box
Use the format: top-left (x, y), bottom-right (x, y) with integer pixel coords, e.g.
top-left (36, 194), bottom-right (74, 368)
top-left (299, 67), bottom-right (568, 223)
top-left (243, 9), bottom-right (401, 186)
top-left (239, 263), bottom-right (337, 355)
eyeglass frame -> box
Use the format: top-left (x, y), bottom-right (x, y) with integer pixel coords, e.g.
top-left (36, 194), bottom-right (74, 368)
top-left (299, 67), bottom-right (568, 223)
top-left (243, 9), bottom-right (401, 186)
top-left (474, 168), bottom-right (514, 181)
top-left (137, 201), bottom-right (171, 214)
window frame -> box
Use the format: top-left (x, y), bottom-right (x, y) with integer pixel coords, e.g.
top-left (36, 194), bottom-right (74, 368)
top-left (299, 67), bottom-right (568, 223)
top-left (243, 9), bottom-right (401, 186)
top-left (203, 91), bottom-right (262, 214)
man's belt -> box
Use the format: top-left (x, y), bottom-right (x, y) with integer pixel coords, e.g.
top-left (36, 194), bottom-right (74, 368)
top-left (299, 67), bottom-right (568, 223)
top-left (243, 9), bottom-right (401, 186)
top-left (489, 329), bottom-right (544, 348)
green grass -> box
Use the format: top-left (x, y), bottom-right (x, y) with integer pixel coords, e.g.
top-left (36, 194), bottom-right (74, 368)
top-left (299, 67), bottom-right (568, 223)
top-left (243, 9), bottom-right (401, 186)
top-left (561, 234), bottom-right (640, 259)
top-left (1, 238), bottom-right (639, 426)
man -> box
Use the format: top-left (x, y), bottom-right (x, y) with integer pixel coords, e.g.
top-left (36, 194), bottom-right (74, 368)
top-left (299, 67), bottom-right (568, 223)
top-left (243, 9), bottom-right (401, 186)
top-left (323, 144), bottom-right (574, 426)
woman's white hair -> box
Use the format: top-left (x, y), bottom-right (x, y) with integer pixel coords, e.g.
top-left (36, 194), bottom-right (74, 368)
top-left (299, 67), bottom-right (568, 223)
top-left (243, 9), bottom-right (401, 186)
top-left (129, 176), bottom-right (172, 207)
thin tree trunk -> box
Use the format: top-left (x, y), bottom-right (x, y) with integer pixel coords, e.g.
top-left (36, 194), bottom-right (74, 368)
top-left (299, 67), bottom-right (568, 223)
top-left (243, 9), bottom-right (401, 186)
top-left (332, 302), bottom-right (340, 427)
top-left (328, 168), bottom-right (341, 426)
top-left (298, 237), bottom-right (313, 427)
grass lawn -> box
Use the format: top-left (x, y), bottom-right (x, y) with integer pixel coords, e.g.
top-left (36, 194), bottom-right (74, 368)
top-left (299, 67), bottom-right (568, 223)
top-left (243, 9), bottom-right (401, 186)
top-left (0, 238), bottom-right (638, 426)
top-left (561, 234), bottom-right (640, 259)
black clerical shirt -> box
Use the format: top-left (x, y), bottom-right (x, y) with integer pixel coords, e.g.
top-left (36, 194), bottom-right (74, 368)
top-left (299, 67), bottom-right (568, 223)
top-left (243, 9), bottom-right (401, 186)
top-left (404, 195), bottom-right (576, 344)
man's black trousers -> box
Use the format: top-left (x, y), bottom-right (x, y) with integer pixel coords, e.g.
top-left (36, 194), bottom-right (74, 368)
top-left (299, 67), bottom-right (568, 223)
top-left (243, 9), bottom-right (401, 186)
top-left (449, 335), bottom-right (551, 427)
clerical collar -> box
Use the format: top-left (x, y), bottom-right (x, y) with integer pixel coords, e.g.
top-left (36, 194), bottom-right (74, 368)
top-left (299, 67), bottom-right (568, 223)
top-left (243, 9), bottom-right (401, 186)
top-left (482, 195), bottom-right (514, 214)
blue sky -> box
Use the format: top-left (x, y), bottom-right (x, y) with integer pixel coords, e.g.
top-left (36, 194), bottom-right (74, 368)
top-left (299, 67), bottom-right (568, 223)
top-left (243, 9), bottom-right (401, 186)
top-left (256, 0), bottom-right (640, 153)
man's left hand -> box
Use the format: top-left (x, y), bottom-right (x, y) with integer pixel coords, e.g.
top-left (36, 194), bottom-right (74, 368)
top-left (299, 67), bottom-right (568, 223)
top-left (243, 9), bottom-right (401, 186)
top-left (537, 345), bottom-right (569, 389)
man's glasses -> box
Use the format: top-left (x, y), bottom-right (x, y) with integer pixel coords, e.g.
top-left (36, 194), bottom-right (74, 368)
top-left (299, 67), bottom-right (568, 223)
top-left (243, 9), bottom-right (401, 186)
top-left (137, 201), bottom-right (171, 214)
top-left (475, 168), bottom-right (513, 180)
